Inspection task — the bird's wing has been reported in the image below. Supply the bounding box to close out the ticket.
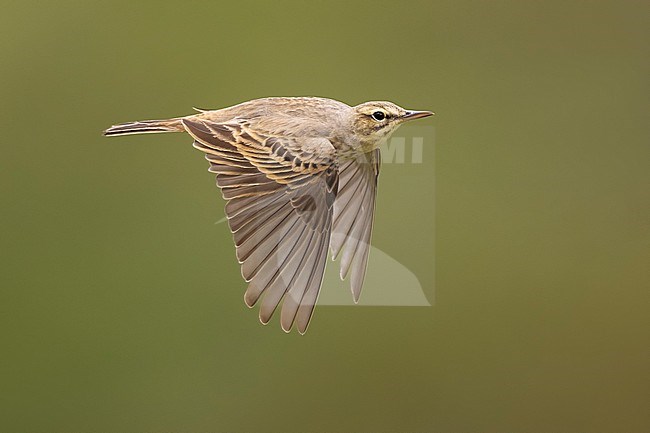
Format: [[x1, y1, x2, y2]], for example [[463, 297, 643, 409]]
[[182, 117, 338, 334], [331, 149, 381, 302]]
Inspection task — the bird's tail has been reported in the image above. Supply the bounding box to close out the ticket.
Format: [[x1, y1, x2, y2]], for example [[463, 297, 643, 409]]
[[103, 117, 185, 136]]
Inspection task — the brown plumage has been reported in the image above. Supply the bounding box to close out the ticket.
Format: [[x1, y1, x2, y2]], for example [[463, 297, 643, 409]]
[[104, 96, 433, 334]]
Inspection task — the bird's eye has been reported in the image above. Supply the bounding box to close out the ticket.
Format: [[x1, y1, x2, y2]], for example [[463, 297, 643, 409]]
[[371, 111, 386, 121]]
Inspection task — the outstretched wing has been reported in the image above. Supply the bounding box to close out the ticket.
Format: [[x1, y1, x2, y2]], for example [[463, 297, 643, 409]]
[[331, 149, 381, 302], [182, 117, 338, 334]]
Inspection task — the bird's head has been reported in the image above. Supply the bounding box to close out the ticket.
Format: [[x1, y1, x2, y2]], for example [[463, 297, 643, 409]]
[[351, 101, 433, 149]]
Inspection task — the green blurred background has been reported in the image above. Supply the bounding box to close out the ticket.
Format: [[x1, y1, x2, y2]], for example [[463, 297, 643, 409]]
[[1, 1, 648, 432]]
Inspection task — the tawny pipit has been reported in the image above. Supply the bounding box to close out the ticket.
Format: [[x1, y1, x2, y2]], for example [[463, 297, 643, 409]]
[[104, 97, 433, 333]]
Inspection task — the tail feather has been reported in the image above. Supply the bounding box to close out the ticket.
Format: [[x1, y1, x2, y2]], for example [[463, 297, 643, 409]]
[[103, 118, 185, 136]]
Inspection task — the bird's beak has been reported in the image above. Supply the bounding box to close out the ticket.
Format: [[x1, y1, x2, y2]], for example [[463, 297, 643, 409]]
[[401, 110, 434, 121]]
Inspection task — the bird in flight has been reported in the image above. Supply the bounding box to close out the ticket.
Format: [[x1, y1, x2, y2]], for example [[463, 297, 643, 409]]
[[104, 97, 433, 333]]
